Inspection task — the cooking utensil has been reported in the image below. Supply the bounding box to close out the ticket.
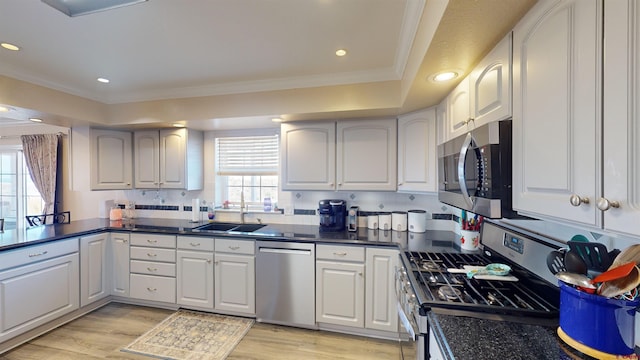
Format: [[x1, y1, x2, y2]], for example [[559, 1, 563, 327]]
[[609, 244, 640, 269], [466, 263, 511, 279], [564, 250, 588, 275], [546, 249, 566, 275], [555, 271, 596, 289], [567, 241, 613, 272], [598, 265, 640, 298], [591, 261, 636, 284]]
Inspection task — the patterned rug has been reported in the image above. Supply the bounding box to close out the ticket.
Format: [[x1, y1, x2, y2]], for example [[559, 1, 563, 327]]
[[122, 309, 254, 360]]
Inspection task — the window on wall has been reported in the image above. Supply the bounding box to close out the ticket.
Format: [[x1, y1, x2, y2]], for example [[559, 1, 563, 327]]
[[0, 150, 45, 229], [215, 133, 279, 209]]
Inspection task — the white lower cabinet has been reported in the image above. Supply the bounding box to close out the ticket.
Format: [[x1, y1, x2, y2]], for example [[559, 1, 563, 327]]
[[0, 239, 79, 343], [80, 233, 109, 307], [365, 247, 398, 332], [129, 233, 176, 303], [110, 233, 130, 297], [177, 249, 214, 309], [214, 238, 255, 315]]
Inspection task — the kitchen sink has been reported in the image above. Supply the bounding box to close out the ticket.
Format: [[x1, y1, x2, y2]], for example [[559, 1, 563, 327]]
[[194, 222, 266, 233]]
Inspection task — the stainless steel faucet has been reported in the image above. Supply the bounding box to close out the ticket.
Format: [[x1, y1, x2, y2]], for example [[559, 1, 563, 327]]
[[240, 192, 245, 224]]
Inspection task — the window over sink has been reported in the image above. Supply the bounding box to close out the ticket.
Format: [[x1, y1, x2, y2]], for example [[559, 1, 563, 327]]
[[0, 150, 45, 229]]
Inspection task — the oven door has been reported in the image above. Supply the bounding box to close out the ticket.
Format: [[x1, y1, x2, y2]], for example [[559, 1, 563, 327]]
[[395, 266, 428, 360]]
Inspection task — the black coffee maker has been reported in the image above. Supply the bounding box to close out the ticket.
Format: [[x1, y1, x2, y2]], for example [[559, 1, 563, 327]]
[[318, 199, 346, 232]]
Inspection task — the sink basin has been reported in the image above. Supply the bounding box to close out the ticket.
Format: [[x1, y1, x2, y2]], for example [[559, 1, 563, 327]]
[[229, 224, 266, 232], [194, 222, 266, 233]]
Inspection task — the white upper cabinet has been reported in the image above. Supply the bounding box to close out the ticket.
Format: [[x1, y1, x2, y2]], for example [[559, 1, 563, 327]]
[[397, 108, 437, 193], [90, 129, 133, 190], [601, 0, 640, 237], [469, 32, 512, 127], [281, 122, 336, 191], [134, 128, 204, 190], [337, 119, 397, 191], [512, 0, 601, 226], [444, 77, 471, 141]]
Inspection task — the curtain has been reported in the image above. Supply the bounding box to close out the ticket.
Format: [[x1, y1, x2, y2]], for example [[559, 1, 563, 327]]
[[21, 133, 62, 215]]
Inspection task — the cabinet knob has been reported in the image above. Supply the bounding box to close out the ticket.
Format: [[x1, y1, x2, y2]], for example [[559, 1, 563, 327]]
[[147, 239, 158, 244], [569, 194, 590, 207], [147, 253, 157, 257], [207, 259, 212, 264], [146, 287, 157, 292], [190, 242, 201, 247], [597, 198, 620, 211]]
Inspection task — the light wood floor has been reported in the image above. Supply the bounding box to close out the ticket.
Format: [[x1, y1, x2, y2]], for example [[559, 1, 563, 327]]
[[0, 303, 399, 360]]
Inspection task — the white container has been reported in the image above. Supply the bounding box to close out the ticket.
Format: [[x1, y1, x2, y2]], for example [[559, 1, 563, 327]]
[[367, 214, 378, 230], [408, 210, 427, 233], [460, 230, 480, 251], [378, 212, 391, 230], [191, 198, 200, 222], [392, 211, 407, 231]]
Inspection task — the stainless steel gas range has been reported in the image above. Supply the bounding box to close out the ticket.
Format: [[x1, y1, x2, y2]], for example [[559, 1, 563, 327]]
[[396, 220, 562, 360]]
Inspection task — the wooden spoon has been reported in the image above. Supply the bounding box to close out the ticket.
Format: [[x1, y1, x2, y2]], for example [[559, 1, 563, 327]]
[[591, 261, 635, 284], [598, 265, 640, 298], [609, 244, 640, 269]]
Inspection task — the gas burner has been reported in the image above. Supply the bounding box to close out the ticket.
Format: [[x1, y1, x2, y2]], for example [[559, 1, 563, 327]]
[[437, 286, 462, 301], [421, 260, 444, 272]]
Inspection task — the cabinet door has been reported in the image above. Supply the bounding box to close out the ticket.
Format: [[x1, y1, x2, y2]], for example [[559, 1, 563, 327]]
[[214, 253, 255, 315], [281, 122, 336, 190], [512, 0, 601, 226], [159, 128, 187, 189], [0, 253, 79, 343], [110, 233, 130, 297], [80, 233, 108, 307], [365, 247, 398, 332], [90, 129, 132, 190], [469, 32, 512, 127], [445, 77, 471, 141], [134, 130, 160, 188], [177, 250, 214, 309], [602, 0, 640, 237], [337, 119, 397, 191], [436, 100, 448, 145], [316, 260, 364, 328], [398, 108, 437, 193]]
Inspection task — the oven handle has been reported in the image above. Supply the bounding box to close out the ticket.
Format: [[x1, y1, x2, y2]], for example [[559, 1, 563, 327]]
[[457, 132, 476, 209]]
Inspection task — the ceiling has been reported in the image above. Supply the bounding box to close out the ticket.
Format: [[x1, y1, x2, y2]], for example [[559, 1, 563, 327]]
[[0, 0, 536, 131]]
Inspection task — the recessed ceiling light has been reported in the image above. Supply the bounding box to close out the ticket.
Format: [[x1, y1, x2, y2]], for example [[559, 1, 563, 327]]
[[271, 118, 283, 123], [0, 106, 11, 112], [172, 123, 185, 128], [1, 43, 20, 51], [432, 71, 459, 82], [335, 49, 347, 57], [29, 118, 43, 123], [97, 77, 110, 83]]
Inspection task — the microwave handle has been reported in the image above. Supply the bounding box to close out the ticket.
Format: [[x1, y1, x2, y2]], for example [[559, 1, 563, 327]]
[[457, 132, 475, 209]]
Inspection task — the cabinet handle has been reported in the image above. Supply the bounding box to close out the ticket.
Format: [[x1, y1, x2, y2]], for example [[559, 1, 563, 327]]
[[147, 267, 158, 272], [398, 182, 403, 186], [190, 242, 201, 247], [28, 250, 48, 258], [214, 261, 219, 265], [146, 239, 158, 243], [229, 246, 240, 251], [333, 252, 347, 256], [358, 272, 363, 277], [569, 194, 590, 207], [146, 287, 157, 292], [147, 253, 157, 257], [597, 198, 620, 211], [207, 259, 212, 264]]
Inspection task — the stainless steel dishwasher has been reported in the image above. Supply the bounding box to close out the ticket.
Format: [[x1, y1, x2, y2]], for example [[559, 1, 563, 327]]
[[256, 241, 316, 328]]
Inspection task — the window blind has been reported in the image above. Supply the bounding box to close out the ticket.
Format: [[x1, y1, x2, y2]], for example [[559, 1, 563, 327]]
[[216, 135, 279, 175]]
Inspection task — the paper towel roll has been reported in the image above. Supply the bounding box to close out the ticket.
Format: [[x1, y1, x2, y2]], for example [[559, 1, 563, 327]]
[[191, 198, 200, 222]]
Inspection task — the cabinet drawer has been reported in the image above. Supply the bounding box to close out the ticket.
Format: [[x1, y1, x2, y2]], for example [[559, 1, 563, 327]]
[[177, 236, 214, 251], [130, 233, 176, 248], [130, 246, 175, 262], [0, 238, 79, 272], [215, 238, 254, 255], [317, 244, 365, 262], [130, 274, 176, 303], [130, 260, 176, 277]]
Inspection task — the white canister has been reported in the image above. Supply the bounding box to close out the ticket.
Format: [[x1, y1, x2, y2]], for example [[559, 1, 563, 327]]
[[408, 210, 427, 233], [392, 211, 408, 231], [378, 212, 391, 230], [367, 214, 379, 230]]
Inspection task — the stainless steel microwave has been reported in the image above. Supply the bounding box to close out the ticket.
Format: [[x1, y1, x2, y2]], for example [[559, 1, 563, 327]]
[[437, 119, 518, 218]]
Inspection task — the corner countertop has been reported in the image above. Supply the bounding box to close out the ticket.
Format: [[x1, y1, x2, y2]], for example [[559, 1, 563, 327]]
[[0, 217, 458, 252]]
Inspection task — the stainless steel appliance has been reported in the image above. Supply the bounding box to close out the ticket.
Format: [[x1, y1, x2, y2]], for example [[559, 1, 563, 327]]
[[437, 120, 517, 218], [318, 199, 346, 231], [256, 241, 316, 328], [396, 220, 561, 359]]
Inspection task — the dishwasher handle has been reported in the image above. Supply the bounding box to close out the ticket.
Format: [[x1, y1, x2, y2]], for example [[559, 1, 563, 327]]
[[258, 247, 312, 255]]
